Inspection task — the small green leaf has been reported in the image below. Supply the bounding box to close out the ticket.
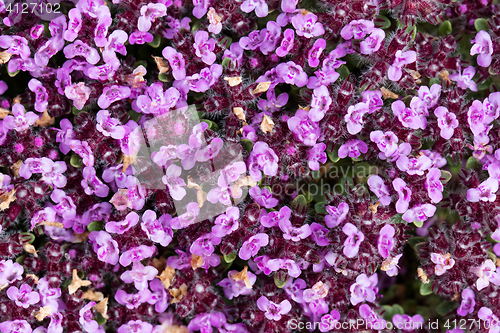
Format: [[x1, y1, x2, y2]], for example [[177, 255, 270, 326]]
[[87, 221, 104, 232], [128, 110, 142, 123], [223, 252, 237, 263], [15, 255, 26, 264], [436, 301, 458, 316], [7, 69, 20, 77], [429, 78, 440, 86], [133, 60, 147, 69], [314, 201, 327, 214], [440, 170, 452, 184], [20, 233, 35, 244], [158, 73, 169, 82], [291, 194, 307, 212], [338, 65, 350, 80], [304, 192, 314, 203], [466, 156, 481, 170], [201, 119, 218, 130], [438, 20, 452, 36], [327, 146, 340, 163], [95, 313, 106, 326], [240, 139, 254, 152], [413, 220, 424, 228], [70, 154, 83, 168], [420, 282, 432, 295], [392, 304, 404, 316], [374, 15, 391, 29], [274, 271, 289, 288], [474, 18, 489, 32], [221, 57, 233, 68], [147, 34, 162, 48]]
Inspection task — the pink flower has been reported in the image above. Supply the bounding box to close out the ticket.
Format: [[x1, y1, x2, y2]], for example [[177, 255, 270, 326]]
[[350, 273, 376, 305], [338, 140, 368, 159], [402, 204, 436, 224], [257, 296, 291, 321], [449, 66, 478, 91], [431, 253, 455, 276], [378, 225, 395, 258], [471, 30, 493, 67], [325, 202, 349, 228], [3, 104, 39, 132], [341, 19, 374, 40], [239, 233, 269, 260], [388, 50, 417, 81], [474, 260, 500, 291], [291, 13, 324, 38], [342, 223, 364, 258], [434, 106, 459, 140], [467, 178, 499, 202], [360, 28, 385, 54], [457, 288, 475, 316]]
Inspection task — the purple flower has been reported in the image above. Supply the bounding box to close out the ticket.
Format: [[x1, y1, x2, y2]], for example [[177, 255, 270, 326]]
[[449, 66, 477, 91], [19, 157, 53, 179], [28, 79, 48, 112], [268, 258, 301, 277], [257, 296, 291, 321], [342, 223, 364, 258], [319, 310, 341, 332], [240, 0, 268, 18], [222, 42, 244, 67], [426, 168, 444, 203], [103, 30, 128, 62], [338, 140, 368, 159], [30, 207, 57, 230], [217, 269, 256, 299], [190, 233, 222, 256], [276, 61, 308, 87], [276, 29, 294, 57], [284, 278, 306, 303], [79, 301, 98, 332], [350, 273, 376, 305], [291, 13, 324, 38], [6, 284, 40, 308], [431, 252, 455, 276], [70, 140, 94, 166], [249, 186, 278, 208], [370, 130, 398, 158], [388, 50, 417, 81], [392, 314, 424, 331], [261, 206, 290, 228], [309, 85, 331, 122], [94, 6, 112, 47], [162, 164, 187, 201], [362, 90, 383, 113], [287, 109, 321, 145], [65, 82, 91, 110], [396, 155, 432, 175], [0, 35, 30, 59], [106, 212, 139, 234], [344, 102, 369, 134], [88, 231, 119, 265], [360, 28, 385, 54], [361, 304, 386, 329], [471, 31, 493, 67], [63, 40, 100, 65], [303, 281, 329, 303], [377, 225, 395, 258], [418, 84, 441, 108], [391, 100, 427, 130], [138, 3, 167, 32], [434, 106, 458, 140], [457, 288, 475, 316], [474, 260, 500, 291], [134, 83, 180, 115], [308, 38, 326, 68], [381, 254, 403, 277], [170, 202, 200, 229], [81, 166, 109, 197], [239, 233, 269, 260], [50, 189, 76, 220], [467, 178, 499, 202], [308, 143, 327, 171], [118, 320, 153, 333], [187, 313, 226, 333], [239, 30, 265, 51], [64, 8, 82, 41], [162, 46, 186, 80], [98, 85, 131, 110], [194, 31, 216, 65], [192, 0, 208, 18], [468, 99, 488, 136], [212, 207, 240, 237], [341, 19, 374, 40], [324, 202, 348, 228], [478, 307, 500, 331], [115, 289, 152, 309], [0, 320, 32, 333], [393, 178, 412, 214], [260, 21, 281, 55], [248, 141, 279, 181], [207, 7, 223, 34], [121, 262, 158, 291], [279, 219, 312, 242], [96, 110, 126, 139], [195, 138, 223, 162], [3, 104, 38, 132], [129, 30, 154, 45], [141, 210, 173, 247], [402, 204, 436, 224], [310, 223, 329, 246], [119, 245, 156, 267]]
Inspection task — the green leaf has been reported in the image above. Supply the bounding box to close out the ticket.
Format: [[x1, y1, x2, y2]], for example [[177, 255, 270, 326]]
[[240, 139, 254, 152], [147, 34, 162, 48], [133, 60, 147, 69], [20, 233, 35, 244], [374, 15, 391, 29], [223, 252, 237, 263], [128, 110, 142, 123], [274, 271, 289, 288], [158, 73, 169, 82], [314, 201, 327, 214], [474, 18, 489, 32], [15, 255, 26, 264], [420, 282, 432, 295], [87, 221, 104, 232], [429, 78, 440, 86], [304, 192, 314, 203], [95, 313, 106, 326], [392, 304, 404, 315], [413, 220, 424, 228], [70, 153, 83, 168], [327, 146, 340, 163], [7, 69, 19, 77], [221, 57, 233, 68], [436, 301, 458, 316], [466, 156, 481, 170], [201, 119, 218, 130], [291, 194, 307, 212], [338, 65, 350, 80], [440, 170, 452, 184], [438, 20, 452, 36]]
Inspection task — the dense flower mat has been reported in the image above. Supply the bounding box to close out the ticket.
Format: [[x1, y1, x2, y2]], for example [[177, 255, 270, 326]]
[[0, 0, 500, 332]]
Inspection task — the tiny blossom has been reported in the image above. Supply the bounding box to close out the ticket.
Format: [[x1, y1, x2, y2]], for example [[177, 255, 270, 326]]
[[118, 320, 153, 333], [431, 253, 455, 276], [457, 288, 475, 316], [287, 109, 321, 145], [418, 84, 441, 108], [121, 262, 158, 291], [19, 157, 53, 179], [249, 186, 278, 208], [308, 38, 326, 68], [88, 231, 119, 265], [360, 28, 385, 54], [141, 210, 173, 247], [129, 30, 154, 45], [63, 40, 100, 65], [79, 301, 98, 332], [257, 296, 292, 321], [138, 3, 167, 32], [339, 140, 368, 159], [261, 206, 290, 228], [50, 189, 76, 220], [309, 85, 331, 121], [284, 278, 306, 303], [194, 30, 216, 65], [393, 178, 412, 214], [170, 202, 200, 229], [65, 82, 91, 110], [342, 223, 364, 258], [0, 321, 32, 333], [392, 314, 425, 332], [478, 307, 500, 332], [239, 233, 269, 260], [267, 258, 301, 277], [303, 281, 329, 303], [190, 233, 221, 256], [3, 104, 38, 132], [344, 102, 369, 134], [162, 46, 186, 80], [425, 168, 444, 203], [449, 66, 478, 91], [467, 178, 499, 202], [195, 138, 223, 162], [217, 269, 257, 300], [370, 130, 399, 158], [340, 19, 374, 40], [381, 254, 403, 277], [7, 284, 40, 308], [0, 35, 30, 58], [378, 225, 395, 258], [310, 223, 329, 246], [397, 155, 432, 175], [212, 206, 240, 237], [319, 310, 341, 332], [350, 273, 377, 305], [434, 106, 459, 140], [119, 245, 157, 267], [187, 313, 226, 333], [248, 141, 279, 181], [474, 260, 500, 291], [148, 279, 169, 313], [28, 78, 48, 112], [362, 90, 383, 113], [279, 219, 312, 242], [98, 85, 131, 109], [276, 29, 294, 57], [240, 0, 268, 17], [81, 166, 109, 197], [391, 100, 426, 130], [325, 202, 349, 228], [162, 164, 187, 201], [308, 143, 327, 171], [402, 204, 436, 224], [388, 50, 417, 81], [192, 0, 208, 18], [115, 289, 152, 309], [276, 61, 308, 87], [471, 30, 493, 67], [367, 175, 391, 206]]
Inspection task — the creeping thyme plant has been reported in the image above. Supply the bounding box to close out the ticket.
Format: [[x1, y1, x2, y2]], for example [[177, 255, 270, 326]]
[[2, 0, 500, 332]]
